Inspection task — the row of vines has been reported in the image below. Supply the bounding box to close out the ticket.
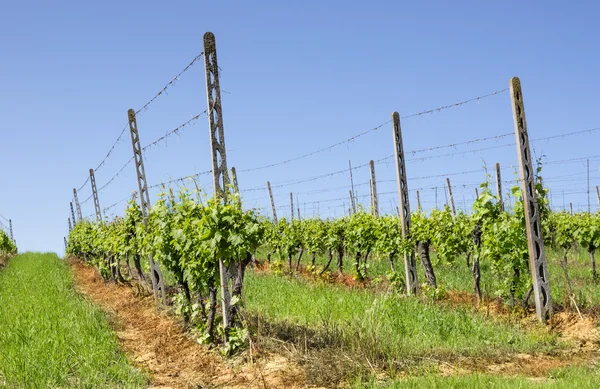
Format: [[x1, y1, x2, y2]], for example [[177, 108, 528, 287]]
[[66, 167, 600, 350]]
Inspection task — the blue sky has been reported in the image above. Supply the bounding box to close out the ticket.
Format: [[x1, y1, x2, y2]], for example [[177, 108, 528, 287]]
[[1, 1, 599, 254]]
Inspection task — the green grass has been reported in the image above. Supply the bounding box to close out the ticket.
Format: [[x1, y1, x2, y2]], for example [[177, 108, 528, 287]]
[[0, 253, 147, 388], [262, 246, 600, 310], [353, 365, 600, 388], [244, 271, 559, 363]]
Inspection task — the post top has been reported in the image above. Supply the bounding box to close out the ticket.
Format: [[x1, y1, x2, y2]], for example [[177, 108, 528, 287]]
[[89, 168, 94, 174], [510, 77, 521, 88], [392, 111, 400, 121]]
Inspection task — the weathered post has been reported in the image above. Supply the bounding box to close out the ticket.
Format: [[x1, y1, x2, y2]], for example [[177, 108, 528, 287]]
[[70, 202, 77, 226], [587, 159, 591, 213], [446, 178, 456, 215], [231, 167, 240, 196], [496, 163, 504, 211], [68, 217, 72, 232], [73, 188, 83, 221], [416, 190, 422, 211], [204, 32, 234, 335], [89, 169, 102, 222], [475, 187, 479, 199], [570, 203, 573, 215], [9, 219, 13, 242], [370, 160, 379, 218], [290, 192, 294, 221], [392, 112, 418, 295], [596, 186, 600, 209], [349, 160, 357, 214], [230, 167, 242, 211], [128, 109, 166, 305], [64, 237, 68, 250], [510, 76, 551, 322], [267, 181, 278, 224], [348, 190, 355, 215]]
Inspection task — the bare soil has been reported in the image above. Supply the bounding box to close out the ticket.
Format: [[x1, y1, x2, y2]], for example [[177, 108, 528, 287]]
[[69, 258, 600, 387], [69, 259, 309, 389]]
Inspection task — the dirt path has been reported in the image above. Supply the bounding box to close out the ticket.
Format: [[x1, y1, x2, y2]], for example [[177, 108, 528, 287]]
[[69, 260, 307, 389]]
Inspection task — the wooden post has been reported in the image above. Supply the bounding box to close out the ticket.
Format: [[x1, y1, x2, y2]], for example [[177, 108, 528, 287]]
[[73, 188, 83, 221], [267, 181, 277, 223], [496, 163, 504, 211], [510, 76, 551, 322], [128, 109, 166, 304], [475, 187, 479, 199], [446, 178, 456, 215], [290, 192, 294, 221], [392, 112, 418, 295], [416, 190, 422, 211], [370, 160, 379, 218]]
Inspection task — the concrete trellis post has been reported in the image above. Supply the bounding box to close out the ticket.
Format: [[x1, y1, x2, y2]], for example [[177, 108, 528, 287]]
[[510, 76, 552, 322], [446, 178, 456, 215], [70, 202, 77, 226], [267, 181, 277, 224], [349, 160, 357, 214], [68, 217, 72, 232], [89, 169, 102, 222], [290, 192, 294, 221], [128, 108, 166, 305], [73, 188, 83, 221], [416, 190, 422, 211], [64, 237, 68, 250], [392, 112, 418, 295], [370, 160, 379, 218], [9, 219, 13, 242], [496, 163, 504, 211], [231, 167, 240, 196], [596, 186, 600, 209], [204, 32, 236, 334]]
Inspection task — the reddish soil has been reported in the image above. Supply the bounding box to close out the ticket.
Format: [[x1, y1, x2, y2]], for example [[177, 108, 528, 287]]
[[69, 258, 600, 386], [69, 259, 309, 389]]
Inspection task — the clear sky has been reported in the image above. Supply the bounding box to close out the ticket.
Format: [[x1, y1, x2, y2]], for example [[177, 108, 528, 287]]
[[1, 1, 599, 254]]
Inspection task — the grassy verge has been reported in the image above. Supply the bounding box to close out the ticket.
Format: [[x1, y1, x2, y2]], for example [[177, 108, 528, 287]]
[[244, 271, 560, 364], [353, 365, 600, 389], [258, 246, 600, 312], [0, 253, 147, 388]]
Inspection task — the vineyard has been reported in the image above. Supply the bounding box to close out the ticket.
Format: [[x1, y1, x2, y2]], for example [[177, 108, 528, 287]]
[[0, 0, 597, 385], [8, 30, 584, 388]]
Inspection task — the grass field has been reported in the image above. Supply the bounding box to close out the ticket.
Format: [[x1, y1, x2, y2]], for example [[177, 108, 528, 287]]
[[259, 245, 600, 311], [244, 260, 600, 387], [0, 253, 147, 388]]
